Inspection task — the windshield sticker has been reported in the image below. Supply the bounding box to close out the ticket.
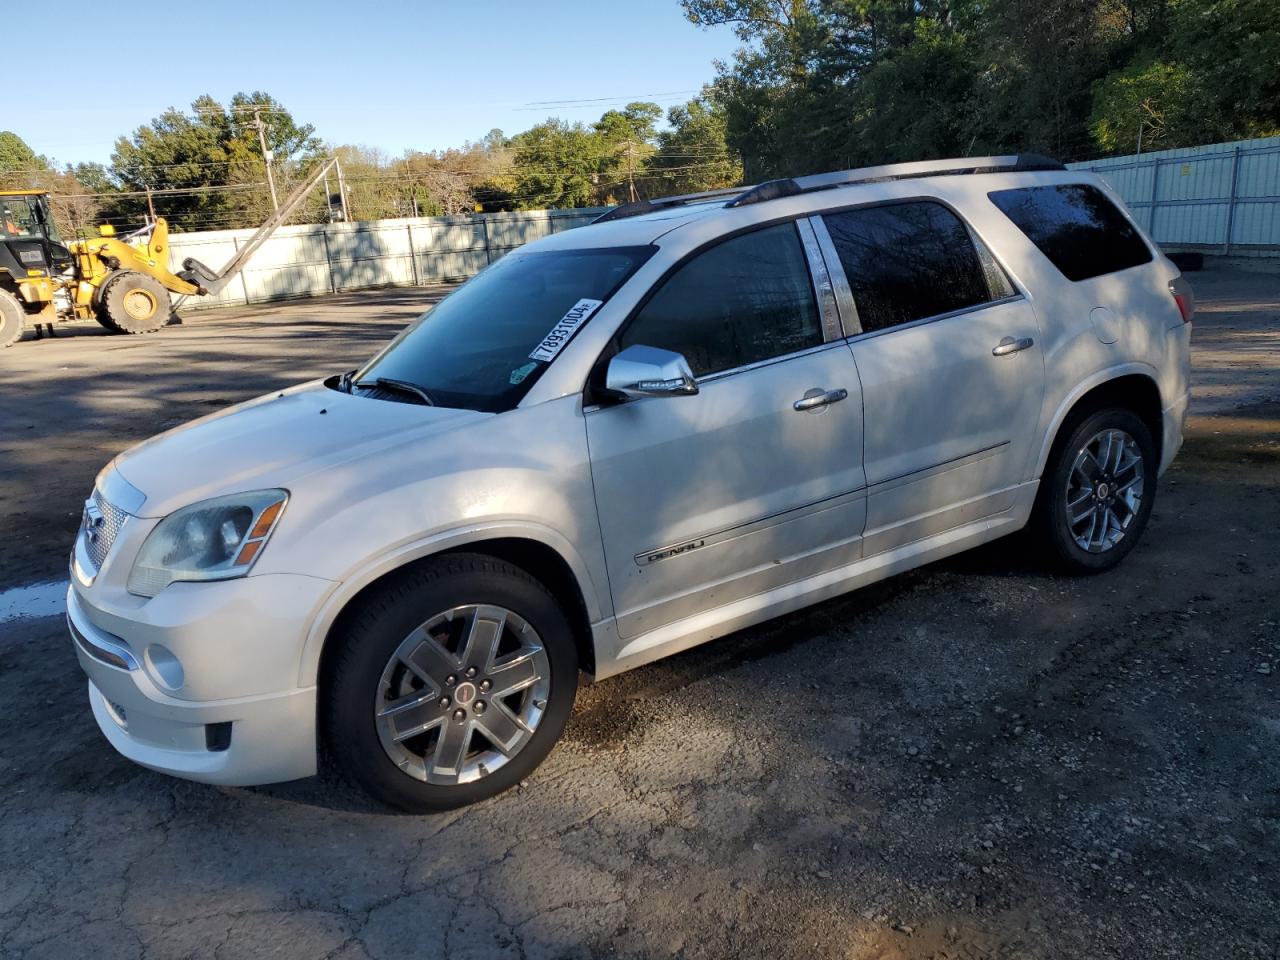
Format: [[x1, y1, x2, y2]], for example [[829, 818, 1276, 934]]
[[508, 361, 538, 385], [528, 298, 604, 363]]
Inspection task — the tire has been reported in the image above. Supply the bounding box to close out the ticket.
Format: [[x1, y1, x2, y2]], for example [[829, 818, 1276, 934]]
[[98, 272, 171, 334], [323, 553, 579, 812], [1032, 407, 1158, 575], [0, 288, 25, 348]]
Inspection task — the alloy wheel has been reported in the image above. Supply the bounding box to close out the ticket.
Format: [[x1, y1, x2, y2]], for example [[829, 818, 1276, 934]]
[[1065, 428, 1145, 554], [374, 604, 550, 785]]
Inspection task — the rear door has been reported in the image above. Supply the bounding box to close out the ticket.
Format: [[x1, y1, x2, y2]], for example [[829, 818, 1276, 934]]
[[815, 200, 1045, 555], [586, 222, 867, 640]]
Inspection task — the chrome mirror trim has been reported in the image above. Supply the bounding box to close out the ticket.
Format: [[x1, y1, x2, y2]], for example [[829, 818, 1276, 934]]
[[605, 345, 699, 399]]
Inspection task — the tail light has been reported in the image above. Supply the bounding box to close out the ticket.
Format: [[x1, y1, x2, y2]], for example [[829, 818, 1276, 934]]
[[1169, 276, 1195, 324]]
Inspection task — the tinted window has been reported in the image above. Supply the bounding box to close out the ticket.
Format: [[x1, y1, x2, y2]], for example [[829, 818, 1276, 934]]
[[821, 201, 997, 333], [619, 223, 821, 377], [358, 246, 651, 412], [989, 183, 1152, 282]]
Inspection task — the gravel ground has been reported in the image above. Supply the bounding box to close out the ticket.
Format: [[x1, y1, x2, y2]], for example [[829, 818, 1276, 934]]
[[0, 267, 1277, 960]]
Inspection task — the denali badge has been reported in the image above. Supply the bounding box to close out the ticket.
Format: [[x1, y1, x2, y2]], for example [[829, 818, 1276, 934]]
[[636, 538, 706, 566]]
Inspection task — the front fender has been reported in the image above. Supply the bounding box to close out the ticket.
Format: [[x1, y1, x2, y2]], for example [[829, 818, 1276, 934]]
[[245, 395, 609, 687], [294, 518, 608, 688]]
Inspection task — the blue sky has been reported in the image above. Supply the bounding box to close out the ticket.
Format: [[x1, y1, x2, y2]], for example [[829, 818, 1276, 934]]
[[22, 0, 742, 167]]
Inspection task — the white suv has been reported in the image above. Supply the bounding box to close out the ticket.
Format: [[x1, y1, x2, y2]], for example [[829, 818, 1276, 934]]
[[68, 155, 1193, 811]]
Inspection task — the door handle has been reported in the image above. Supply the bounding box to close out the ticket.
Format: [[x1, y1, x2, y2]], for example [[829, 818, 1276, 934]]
[[992, 336, 1034, 357], [793, 387, 848, 412]]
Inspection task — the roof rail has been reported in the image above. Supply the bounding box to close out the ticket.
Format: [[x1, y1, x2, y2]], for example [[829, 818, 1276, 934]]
[[591, 185, 750, 224], [726, 153, 1064, 208]]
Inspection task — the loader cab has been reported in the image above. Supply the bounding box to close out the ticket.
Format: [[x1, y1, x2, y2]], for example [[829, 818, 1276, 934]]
[[0, 192, 71, 278]]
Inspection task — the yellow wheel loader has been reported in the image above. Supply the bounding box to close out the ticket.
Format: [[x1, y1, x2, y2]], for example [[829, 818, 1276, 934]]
[[0, 157, 338, 347]]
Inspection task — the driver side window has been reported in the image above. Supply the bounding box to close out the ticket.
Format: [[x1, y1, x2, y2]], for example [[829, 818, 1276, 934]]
[[618, 222, 822, 378]]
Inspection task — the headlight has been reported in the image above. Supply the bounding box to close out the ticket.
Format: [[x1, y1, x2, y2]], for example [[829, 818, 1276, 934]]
[[127, 489, 288, 597]]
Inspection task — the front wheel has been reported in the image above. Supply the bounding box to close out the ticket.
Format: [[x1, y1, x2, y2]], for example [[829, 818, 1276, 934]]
[[98, 272, 171, 334], [323, 554, 578, 812], [1033, 407, 1158, 575], [0, 288, 25, 348]]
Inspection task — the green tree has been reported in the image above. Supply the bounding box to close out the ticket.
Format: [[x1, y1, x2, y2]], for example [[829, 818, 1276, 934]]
[[507, 119, 604, 209], [1167, 0, 1280, 139], [0, 132, 100, 234], [685, 0, 1280, 174], [648, 96, 743, 194], [109, 93, 321, 230], [0, 131, 47, 175], [1089, 60, 1206, 152], [594, 102, 663, 201]]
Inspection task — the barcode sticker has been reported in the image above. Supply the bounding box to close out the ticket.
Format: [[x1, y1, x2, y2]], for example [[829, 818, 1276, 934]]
[[528, 298, 604, 362]]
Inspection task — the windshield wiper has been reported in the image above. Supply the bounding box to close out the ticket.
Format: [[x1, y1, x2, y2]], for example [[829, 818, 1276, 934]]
[[337, 369, 356, 393], [354, 377, 436, 406]]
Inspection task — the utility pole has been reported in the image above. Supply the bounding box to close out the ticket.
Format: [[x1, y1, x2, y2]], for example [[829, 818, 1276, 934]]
[[252, 109, 280, 212], [323, 175, 334, 223], [144, 182, 156, 222], [624, 140, 638, 203], [335, 157, 351, 222]]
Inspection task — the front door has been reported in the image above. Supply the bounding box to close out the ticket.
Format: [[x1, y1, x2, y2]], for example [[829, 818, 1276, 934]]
[[817, 201, 1046, 554], [586, 222, 867, 639]]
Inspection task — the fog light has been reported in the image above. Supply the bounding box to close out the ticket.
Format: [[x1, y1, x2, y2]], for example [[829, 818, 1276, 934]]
[[144, 644, 185, 691]]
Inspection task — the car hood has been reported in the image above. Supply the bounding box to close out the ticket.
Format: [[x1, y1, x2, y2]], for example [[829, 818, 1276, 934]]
[[111, 380, 488, 518]]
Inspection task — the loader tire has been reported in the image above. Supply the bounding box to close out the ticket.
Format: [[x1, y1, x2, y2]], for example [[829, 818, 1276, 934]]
[[99, 272, 171, 334], [0, 288, 25, 348]]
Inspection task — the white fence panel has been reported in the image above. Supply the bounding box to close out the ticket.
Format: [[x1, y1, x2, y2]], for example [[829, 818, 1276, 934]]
[[1069, 136, 1280, 255], [165, 207, 609, 310]]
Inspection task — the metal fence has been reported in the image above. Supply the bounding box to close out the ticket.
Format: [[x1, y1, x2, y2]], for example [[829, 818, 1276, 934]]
[[167, 207, 608, 311], [1068, 136, 1280, 255]]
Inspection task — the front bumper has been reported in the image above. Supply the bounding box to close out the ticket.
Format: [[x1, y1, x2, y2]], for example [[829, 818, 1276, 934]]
[[68, 576, 327, 786]]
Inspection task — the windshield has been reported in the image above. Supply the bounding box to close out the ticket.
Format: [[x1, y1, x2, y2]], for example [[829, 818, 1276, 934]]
[[33, 197, 62, 244], [1, 197, 39, 239], [0, 196, 61, 244], [356, 245, 653, 412]]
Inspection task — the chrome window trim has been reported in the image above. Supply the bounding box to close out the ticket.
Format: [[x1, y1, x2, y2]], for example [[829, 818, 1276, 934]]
[[794, 218, 843, 343], [808, 216, 860, 336], [964, 223, 1018, 300], [843, 294, 1027, 345], [694, 339, 851, 386]]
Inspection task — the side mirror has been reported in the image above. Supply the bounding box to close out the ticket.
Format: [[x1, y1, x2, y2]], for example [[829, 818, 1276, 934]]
[[605, 344, 699, 399], [97, 224, 116, 237]]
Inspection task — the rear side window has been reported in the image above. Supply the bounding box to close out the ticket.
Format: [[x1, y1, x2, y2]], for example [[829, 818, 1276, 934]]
[[820, 201, 1001, 334], [988, 183, 1152, 282], [619, 222, 822, 377]]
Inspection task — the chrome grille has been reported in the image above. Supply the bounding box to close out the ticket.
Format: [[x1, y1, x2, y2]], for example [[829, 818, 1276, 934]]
[[83, 489, 128, 572]]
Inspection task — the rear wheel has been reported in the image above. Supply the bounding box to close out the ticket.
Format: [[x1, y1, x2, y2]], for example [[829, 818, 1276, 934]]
[[99, 272, 171, 334], [0, 288, 25, 348], [1033, 407, 1157, 574], [324, 554, 578, 812]]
